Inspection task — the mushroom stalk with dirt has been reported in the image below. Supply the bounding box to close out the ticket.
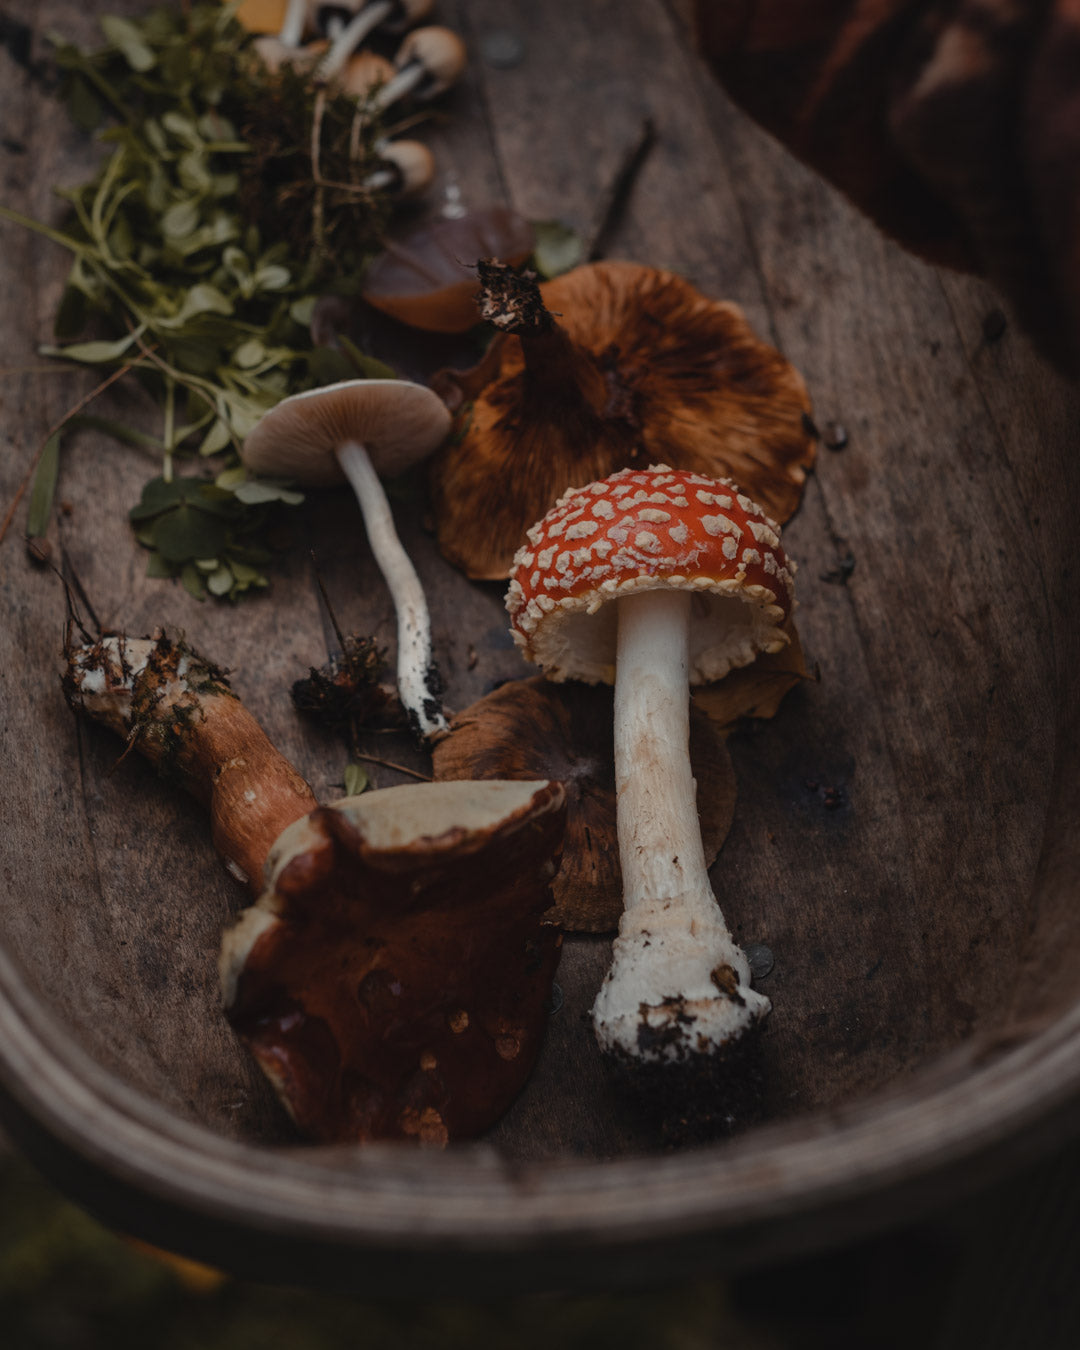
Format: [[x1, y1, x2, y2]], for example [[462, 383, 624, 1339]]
[[508, 465, 795, 1066], [64, 631, 317, 892], [241, 379, 451, 742]]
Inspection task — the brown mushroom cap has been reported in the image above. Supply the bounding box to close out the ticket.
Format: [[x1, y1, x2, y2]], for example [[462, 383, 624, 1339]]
[[241, 379, 450, 485], [432, 677, 735, 932], [389, 25, 467, 99], [220, 779, 566, 1145], [430, 260, 816, 579]]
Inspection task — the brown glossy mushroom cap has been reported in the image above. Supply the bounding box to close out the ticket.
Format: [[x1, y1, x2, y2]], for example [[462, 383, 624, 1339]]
[[432, 677, 735, 932], [241, 379, 451, 485], [360, 207, 535, 333], [391, 25, 467, 99], [220, 779, 566, 1145], [430, 260, 816, 579]]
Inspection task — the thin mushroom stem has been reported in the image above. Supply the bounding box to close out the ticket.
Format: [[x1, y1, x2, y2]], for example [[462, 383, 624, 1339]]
[[591, 586, 769, 1060], [278, 0, 308, 47], [337, 440, 448, 742], [316, 0, 391, 84]]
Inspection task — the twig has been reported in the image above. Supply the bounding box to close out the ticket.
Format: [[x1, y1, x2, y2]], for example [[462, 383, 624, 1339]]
[[585, 116, 656, 261], [350, 752, 432, 782], [0, 358, 143, 548]]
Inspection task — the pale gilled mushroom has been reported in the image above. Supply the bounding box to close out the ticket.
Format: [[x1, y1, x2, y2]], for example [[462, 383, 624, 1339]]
[[315, 0, 435, 87], [507, 465, 795, 1067], [372, 26, 467, 112], [241, 380, 451, 741], [220, 778, 566, 1144]]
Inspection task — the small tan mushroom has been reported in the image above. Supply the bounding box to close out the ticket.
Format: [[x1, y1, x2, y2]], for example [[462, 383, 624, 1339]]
[[315, 0, 434, 86], [363, 137, 436, 197], [373, 26, 467, 111]]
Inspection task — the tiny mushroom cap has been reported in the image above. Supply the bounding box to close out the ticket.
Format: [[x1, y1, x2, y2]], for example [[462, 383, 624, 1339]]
[[242, 380, 451, 741], [363, 138, 436, 196], [508, 465, 791, 1068], [373, 25, 468, 110], [220, 779, 567, 1145], [339, 50, 396, 100]]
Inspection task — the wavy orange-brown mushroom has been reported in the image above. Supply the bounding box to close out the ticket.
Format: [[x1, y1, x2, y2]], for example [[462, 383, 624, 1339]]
[[429, 260, 816, 580]]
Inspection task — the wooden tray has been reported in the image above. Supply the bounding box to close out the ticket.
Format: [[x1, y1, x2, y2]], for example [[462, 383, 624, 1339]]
[[2, 0, 1080, 1296]]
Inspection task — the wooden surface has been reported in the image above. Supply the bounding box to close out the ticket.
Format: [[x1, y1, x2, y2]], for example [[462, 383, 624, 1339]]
[[2, 0, 1080, 1296]]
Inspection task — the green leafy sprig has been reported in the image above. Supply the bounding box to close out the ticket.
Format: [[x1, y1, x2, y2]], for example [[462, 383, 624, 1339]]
[[5, 2, 395, 599]]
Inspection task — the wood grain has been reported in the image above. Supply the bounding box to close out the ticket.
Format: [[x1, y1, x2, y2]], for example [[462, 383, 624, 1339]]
[[0, 0, 1079, 1294]]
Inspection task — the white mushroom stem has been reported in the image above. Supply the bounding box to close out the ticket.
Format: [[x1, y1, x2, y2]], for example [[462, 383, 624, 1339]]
[[316, 0, 392, 84], [591, 587, 770, 1063], [337, 440, 447, 741], [278, 0, 309, 47]]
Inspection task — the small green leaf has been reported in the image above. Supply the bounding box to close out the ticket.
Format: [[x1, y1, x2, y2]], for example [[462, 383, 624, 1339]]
[[145, 551, 175, 578], [27, 433, 61, 537], [289, 295, 316, 327], [100, 16, 156, 72], [161, 198, 201, 240], [232, 480, 304, 506], [339, 335, 396, 381], [343, 763, 369, 797], [199, 418, 233, 456], [531, 219, 585, 279], [39, 329, 144, 364], [253, 263, 291, 292], [180, 562, 207, 600], [206, 564, 234, 596], [234, 338, 266, 368], [151, 504, 229, 561]]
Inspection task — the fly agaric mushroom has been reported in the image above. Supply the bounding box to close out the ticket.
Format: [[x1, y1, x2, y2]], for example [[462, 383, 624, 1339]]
[[241, 380, 451, 742], [507, 465, 794, 1065], [430, 260, 815, 579], [372, 26, 467, 112], [361, 206, 535, 333], [220, 778, 566, 1144], [65, 632, 567, 1145], [64, 632, 317, 890]]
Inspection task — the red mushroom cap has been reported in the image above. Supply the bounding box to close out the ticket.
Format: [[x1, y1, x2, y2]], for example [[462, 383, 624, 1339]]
[[506, 465, 795, 684]]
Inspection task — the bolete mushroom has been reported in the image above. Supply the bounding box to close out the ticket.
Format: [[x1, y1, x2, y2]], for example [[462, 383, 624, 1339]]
[[241, 380, 451, 742], [220, 778, 566, 1144], [507, 465, 794, 1066], [65, 631, 568, 1145], [430, 260, 816, 579]]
